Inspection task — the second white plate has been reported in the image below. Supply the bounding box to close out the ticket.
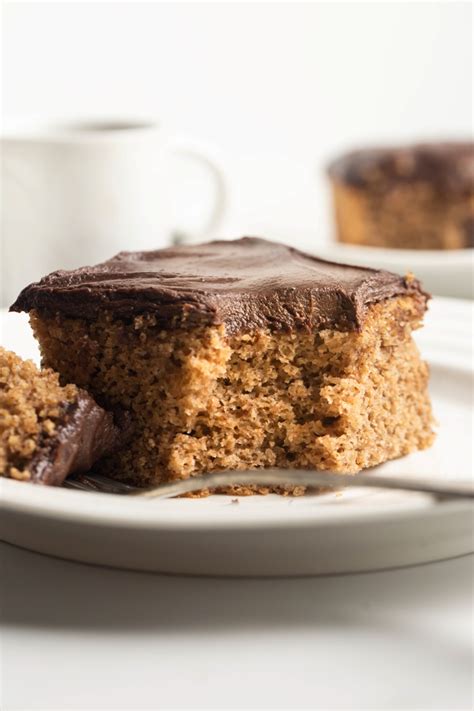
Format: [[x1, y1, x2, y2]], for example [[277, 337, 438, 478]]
[[314, 242, 474, 300]]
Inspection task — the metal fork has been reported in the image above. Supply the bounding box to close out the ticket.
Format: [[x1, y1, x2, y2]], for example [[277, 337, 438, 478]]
[[63, 468, 474, 500]]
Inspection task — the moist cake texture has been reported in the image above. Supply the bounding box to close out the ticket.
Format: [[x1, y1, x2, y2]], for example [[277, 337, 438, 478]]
[[11, 237, 435, 493], [0, 347, 119, 485], [328, 142, 474, 250]]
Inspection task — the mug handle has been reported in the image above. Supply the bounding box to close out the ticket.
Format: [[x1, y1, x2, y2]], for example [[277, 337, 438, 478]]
[[168, 137, 228, 244]]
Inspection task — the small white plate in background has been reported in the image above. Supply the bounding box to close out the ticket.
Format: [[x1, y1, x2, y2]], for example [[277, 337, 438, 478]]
[[313, 243, 474, 300]]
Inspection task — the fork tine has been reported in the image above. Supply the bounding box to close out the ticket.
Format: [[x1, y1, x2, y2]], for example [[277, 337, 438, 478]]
[[85, 473, 138, 492], [65, 472, 138, 494], [63, 478, 94, 491]]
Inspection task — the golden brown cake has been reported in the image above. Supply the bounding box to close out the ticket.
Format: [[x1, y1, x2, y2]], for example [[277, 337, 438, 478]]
[[10, 237, 435, 494], [328, 142, 474, 250], [0, 346, 118, 485]]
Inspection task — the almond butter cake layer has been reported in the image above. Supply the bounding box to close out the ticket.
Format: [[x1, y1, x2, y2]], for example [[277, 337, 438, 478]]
[[11, 237, 435, 494]]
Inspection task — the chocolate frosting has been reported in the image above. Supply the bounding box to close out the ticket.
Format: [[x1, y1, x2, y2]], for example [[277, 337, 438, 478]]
[[328, 141, 474, 195], [11, 237, 427, 334], [30, 391, 119, 486]]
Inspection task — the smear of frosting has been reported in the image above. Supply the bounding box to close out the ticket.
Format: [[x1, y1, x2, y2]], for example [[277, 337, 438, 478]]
[[29, 391, 120, 486]]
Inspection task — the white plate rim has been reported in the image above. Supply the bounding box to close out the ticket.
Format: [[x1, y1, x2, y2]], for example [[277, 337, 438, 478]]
[[1, 477, 472, 531]]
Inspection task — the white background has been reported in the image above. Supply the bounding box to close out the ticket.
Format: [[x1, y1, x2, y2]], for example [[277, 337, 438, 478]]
[[1, 5, 473, 710], [3, 1, 472, 243]]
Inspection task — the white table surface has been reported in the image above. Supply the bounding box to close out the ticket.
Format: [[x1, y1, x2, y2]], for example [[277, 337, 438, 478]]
[[0, 543, 472, 710]]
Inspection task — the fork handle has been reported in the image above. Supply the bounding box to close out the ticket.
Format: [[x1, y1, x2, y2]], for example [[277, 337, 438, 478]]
[[135, 469, 474, 500]]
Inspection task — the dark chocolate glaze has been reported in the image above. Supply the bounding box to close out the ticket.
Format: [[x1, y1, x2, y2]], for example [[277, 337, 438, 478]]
[[328, 141, 474, 195], [29, 391, 119, 486], [11, 237, 427, 334]]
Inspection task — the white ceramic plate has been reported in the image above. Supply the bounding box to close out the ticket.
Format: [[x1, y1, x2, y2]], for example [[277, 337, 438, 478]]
[[312, 243, 474, 300], [0, 298, 473, 576]]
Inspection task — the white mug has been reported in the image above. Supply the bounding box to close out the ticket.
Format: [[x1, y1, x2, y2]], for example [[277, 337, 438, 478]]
[[1, 117, 228, 306]]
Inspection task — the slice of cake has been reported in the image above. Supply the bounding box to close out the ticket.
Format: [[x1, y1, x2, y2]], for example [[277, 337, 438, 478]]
[[328, 142, 474, 250], [10, 237, 435, 493], [0, 347, 119, 485]]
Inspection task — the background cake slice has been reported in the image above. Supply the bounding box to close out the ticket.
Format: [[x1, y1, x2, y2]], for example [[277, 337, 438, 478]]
[[328, 142, 474, 250], [0, 347, 119, 485], [10, 237, 435, 493]]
